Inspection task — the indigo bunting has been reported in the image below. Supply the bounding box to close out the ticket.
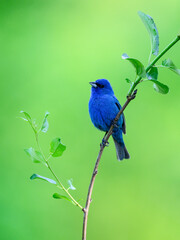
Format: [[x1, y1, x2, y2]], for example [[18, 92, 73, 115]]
[[89, 79, 130, 160]]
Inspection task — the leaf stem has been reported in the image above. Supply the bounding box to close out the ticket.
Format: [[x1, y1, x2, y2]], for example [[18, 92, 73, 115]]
[[35, 134, 46, 161], [46, 161, 83, 209], [128, 35, 180, 96], [35, 133, 83, 210]]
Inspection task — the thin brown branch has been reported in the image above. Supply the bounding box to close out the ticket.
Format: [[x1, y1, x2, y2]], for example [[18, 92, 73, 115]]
[[81, 35, 180, 240], [82, 91, 137, 240]]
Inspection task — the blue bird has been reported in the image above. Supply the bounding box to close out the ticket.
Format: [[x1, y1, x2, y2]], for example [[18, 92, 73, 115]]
[[89, 79, 130, 160]]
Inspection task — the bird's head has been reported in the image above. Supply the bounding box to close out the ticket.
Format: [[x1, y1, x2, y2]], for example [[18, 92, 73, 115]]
[[89, 79, 114, 96]]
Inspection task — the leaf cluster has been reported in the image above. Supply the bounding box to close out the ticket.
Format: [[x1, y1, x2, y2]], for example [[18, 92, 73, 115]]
[[122, 11, 180, 94], [21, 111, 80, 207]]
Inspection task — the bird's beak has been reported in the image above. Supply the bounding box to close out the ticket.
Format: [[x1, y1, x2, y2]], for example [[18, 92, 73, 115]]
[[89, 82, 97, 88]]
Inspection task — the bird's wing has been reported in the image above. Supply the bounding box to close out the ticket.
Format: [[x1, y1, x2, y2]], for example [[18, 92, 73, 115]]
[[113, 96, 126, 134]]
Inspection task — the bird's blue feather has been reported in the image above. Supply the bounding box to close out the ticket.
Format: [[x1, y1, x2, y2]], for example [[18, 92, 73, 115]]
[[89, 79, 130, 160]]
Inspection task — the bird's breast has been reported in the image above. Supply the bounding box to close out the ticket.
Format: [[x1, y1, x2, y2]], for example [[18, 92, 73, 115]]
[[89, 95, 118, 132]]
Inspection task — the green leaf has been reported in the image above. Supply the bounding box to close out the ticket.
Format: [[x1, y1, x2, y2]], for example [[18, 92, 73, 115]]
[[150, 80, 169, 94], [24, 147, 44, 163], [50, 138, 66, 157], [20, 111, 32, 122], [67, 179, 76, 190], [30, 174, 56, 184], [41, 111, 50, 133], [162, 59, 180, 75], [138, 11, 159, 56], [122, 53, 146, 78], [125, 78, 132, 84], [147, 67, 158, 80], [20, 111, 37, 133], [53, 193, 74, 204]]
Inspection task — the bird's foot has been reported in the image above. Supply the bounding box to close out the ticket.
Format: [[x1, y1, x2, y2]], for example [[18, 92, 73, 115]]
[[127, 89, 138, 100], [112, 120, 119, 128], [100, 138, 109, 147]]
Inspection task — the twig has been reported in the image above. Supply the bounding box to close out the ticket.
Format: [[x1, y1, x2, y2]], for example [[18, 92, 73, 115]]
[[46, 161, 83, 209], [128, 35, 180, 96], [35, 133, 83, 210]]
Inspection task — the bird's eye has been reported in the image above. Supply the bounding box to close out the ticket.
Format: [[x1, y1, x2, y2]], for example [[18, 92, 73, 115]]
[[96, 83, 104, 88]]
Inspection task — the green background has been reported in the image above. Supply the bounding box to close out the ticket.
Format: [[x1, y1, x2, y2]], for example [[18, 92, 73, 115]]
[[1, 0, 180, 239]]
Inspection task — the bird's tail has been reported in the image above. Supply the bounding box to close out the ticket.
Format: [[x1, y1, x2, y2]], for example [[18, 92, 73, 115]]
[[113, 138, 130, 161]]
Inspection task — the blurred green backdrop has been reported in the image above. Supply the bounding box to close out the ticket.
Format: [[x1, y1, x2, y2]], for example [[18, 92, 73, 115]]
[[1, 0, 180, 239]]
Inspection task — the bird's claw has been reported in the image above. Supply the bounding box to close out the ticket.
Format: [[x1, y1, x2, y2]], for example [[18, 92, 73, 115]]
[[100, 138, 109, 147], [112, 120, 119, 128], [127, 89, 138, 100]]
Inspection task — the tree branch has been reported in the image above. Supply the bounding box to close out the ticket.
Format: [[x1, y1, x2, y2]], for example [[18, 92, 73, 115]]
[[82, 92, 136, 240], [128, 35, 180, 96], [82, 35, 180, 240]]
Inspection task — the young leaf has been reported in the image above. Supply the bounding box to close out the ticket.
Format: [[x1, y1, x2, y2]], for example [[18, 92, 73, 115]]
[[41, 111, 50, 133], [138, 11, 159, 56], [24, 148, 44, 163], [30, 174, 56, 184], [125, 78, 132, 84], [122, 53, 146, 78], [150, 80, 169, 94], [162, 59, 180, 75], [147, 67, 158, 80], [50, 138, 66, 157], [20, 111, 32, 122], [67, 179, 76, 190], [20, 111, 37, 133], [53, 193, 74, 204]]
